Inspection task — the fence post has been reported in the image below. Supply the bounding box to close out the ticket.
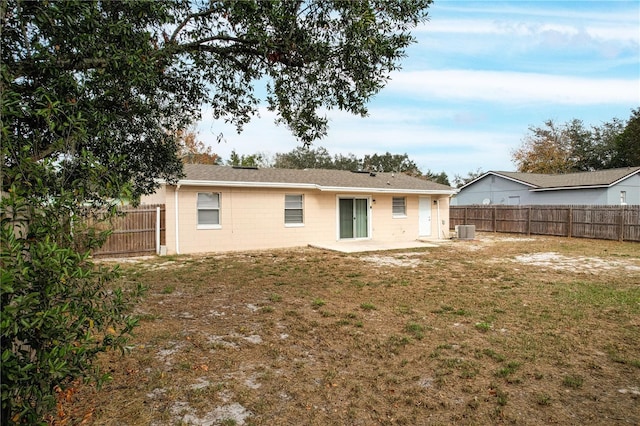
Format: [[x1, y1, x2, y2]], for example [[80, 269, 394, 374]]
[[567, 207, 573, 238], [493, 206, 497, 232], [619, 205, 625, 242], [156, 206, 161, 254]]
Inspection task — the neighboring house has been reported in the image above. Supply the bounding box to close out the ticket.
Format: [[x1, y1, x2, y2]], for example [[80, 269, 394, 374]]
[[141, 164, 456, 254], [452, 167, 640, 206]]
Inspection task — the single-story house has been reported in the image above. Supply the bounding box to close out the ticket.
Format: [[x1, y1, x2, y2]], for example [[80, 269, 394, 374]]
[[141, 164, 456, 254], [452, 166, 640, 206]]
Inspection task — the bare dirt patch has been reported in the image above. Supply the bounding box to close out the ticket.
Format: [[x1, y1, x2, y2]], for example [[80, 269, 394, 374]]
[[509, 252, 640, 273], [69, 234, 640, 425], [360, 252, 423, 268]]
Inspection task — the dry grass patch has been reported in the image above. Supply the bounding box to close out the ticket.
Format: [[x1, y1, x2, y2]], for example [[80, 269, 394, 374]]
[[67, 233, 640, 425]]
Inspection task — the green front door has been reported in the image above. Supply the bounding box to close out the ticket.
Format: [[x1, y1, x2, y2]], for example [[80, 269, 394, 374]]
[[339, 198, 368, 239]]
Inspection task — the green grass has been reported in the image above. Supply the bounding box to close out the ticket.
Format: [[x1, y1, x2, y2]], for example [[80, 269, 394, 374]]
[[535, 393, 552, 406], [360, 302, 376, 311], [496, 361, 521, 378], [475, 322, 492, 332], [405, 322, 425, 340], [268, 293, 282, 302], [161, 285, 175, 294], [562, 375, 584, 389], [559, 282, 640, 312], [70, 236, 640, 426]]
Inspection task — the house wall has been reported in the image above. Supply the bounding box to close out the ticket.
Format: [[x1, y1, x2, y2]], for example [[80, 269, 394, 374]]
[[526, 188, 608, 205], [608, 174, 640, 205], [150, 185, 450, 254], [370, 195, 414, 241], [454, 174, 639, 206], [452, 176, 533, 205]]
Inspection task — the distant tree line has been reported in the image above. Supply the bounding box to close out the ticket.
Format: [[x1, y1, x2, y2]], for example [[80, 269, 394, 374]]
[[176, 138, 451, 185], [179, 108, 639, 188], [512, 108, 639, 174], [453, 108, 639, 188]]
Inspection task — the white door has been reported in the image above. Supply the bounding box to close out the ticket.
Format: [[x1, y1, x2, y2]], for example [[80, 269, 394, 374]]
[[419, 197, 432, 236]]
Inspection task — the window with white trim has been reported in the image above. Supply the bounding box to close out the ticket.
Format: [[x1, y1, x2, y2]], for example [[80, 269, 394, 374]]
[[197, 192, 220, 228], [392, 197, 406, 217], [284, 194, 304, 225]]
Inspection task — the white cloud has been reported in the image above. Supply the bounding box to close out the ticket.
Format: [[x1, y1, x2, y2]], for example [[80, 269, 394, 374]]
[[429, 2, 638, 27], [193, 1, 639, 181], [388, 70, 639, 105], [423, 19, 639, 43]]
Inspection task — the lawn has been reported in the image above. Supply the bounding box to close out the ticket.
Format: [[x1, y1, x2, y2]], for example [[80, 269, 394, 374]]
[[66, 233, 640, 425]]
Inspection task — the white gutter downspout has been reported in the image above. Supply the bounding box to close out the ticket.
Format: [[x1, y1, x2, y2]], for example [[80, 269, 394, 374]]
[[174, 184, 181, 255], [436, 198, 443, 239]]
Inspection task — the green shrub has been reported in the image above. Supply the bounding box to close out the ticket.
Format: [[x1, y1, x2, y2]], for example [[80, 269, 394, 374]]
[[1, 184, 144, 424]]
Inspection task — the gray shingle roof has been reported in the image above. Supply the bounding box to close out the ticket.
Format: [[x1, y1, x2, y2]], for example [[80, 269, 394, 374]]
[[180, 164, 455, 194], [491, 167, 640, 190]]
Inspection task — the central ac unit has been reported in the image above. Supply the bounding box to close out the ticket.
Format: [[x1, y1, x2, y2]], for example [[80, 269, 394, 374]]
[[456, 225, 476, 240]]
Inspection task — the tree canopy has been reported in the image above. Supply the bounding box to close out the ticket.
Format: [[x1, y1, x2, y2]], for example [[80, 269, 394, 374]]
[[273, 145, 335, 169], [226, 149, 269, 168], [2, 0, 433, 200], [177, 127, 222, 165], [511, 110, 639, 174], [270, 145, 449, 184], [612, 108, 640, 167], [362, 152, 421, 175], [452, 168, 484, 188], [1, 1, 434, 422]]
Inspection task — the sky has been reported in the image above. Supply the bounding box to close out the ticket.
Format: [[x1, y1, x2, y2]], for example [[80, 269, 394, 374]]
[[196, 0, 640, 180]]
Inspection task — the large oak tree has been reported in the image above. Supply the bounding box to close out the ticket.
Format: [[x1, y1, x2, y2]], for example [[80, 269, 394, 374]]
[[2, 0, 432, 199], [1, 1, 433, 422]]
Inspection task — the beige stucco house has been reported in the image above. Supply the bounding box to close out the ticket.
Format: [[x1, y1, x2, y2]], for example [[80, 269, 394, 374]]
[[141, 164, 456, 254]]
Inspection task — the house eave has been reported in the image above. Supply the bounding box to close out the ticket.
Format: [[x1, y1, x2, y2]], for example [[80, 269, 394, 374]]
[[530, 184, 608, 192], [169, 179, 456, 195], [176, 179, 317, 190], [317, 186, 456, 195], [458, 171, 539, 191]]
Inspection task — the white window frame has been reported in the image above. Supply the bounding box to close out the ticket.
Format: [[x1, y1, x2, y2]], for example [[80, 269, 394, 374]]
[[284, 194, 304, 227], [197, 192, 221, 229], [392, 196, 407, 218]]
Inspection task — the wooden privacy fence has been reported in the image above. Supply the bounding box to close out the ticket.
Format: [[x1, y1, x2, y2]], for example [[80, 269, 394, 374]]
[[450, 205, 640, 242], [92, 204, 165, 258]]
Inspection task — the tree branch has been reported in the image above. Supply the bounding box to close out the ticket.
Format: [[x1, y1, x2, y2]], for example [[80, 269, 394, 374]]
[[169, 8, 218, 43]]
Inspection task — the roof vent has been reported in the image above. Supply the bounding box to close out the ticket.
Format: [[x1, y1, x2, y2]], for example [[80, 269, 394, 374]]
[[232, 166, 258, 170]]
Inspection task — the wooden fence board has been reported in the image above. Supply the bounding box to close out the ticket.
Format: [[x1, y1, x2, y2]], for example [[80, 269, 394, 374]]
[[92, 204, 165, 257], [451, 205, 640, 242]]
